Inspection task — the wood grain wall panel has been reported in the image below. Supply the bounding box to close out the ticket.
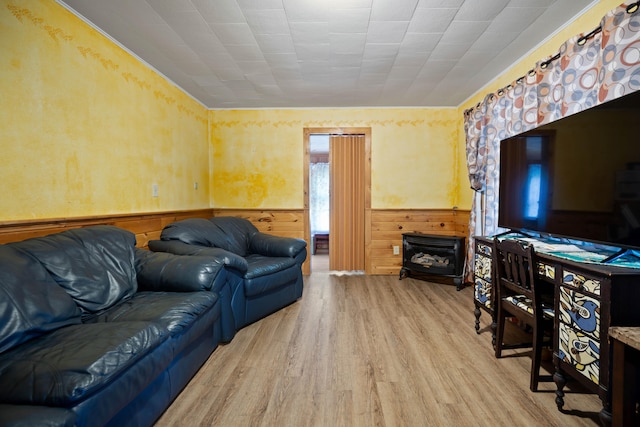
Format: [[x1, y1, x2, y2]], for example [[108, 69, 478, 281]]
[[0, 209, 214, 248], [369, 209, 470, 275], [212, 209, 306, 239], [0, 208, 468, 277]]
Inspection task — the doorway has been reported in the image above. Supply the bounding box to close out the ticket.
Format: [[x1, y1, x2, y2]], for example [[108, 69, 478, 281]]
[[303, 127, 371, 274]]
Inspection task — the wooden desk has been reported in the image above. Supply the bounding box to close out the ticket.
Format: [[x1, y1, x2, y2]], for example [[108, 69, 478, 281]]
[[609, 327, 640, 427], [473, 235, 640, 426]]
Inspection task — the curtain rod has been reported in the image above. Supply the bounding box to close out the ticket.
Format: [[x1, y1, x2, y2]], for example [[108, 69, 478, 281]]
[[464, 1, 640, 116]]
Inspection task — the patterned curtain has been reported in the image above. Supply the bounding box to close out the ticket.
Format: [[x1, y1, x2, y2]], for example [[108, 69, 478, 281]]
[[463, 2, 640, 282]]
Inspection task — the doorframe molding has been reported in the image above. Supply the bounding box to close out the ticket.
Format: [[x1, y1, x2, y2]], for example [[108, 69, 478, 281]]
[[303, 127, 371, 273]]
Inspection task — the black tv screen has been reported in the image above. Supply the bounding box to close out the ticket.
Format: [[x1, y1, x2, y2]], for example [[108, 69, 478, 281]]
[[498, 89, 640, 250]]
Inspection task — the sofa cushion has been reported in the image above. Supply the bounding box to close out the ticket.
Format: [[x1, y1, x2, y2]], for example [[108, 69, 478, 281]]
[[161, 217, 258, 257], [0, 322, 167, 406], [93, 291, 219, 336], [0, 245, 82, 354], [9, 226, 138, 316]]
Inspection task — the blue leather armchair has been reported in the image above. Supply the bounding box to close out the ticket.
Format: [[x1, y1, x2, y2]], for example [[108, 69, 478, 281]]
[[149, 216, 307, 339]]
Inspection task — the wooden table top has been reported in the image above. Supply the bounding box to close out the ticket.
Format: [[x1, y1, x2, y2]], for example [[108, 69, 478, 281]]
[[609, 326, 640, 351]]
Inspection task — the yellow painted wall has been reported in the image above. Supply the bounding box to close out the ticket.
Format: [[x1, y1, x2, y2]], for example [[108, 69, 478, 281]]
[[0, 0, 209, 221], [210, 108, 462, 210], [2, 0, 624, 223]]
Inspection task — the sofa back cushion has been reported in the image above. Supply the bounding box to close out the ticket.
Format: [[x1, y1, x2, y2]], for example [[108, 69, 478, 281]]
[[161, 217, 258, 257], [9, 226, 138, 316], [0, 245, 82, 354]]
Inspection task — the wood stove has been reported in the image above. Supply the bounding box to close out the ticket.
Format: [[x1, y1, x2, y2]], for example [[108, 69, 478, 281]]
[[399, 233, 465, 290]]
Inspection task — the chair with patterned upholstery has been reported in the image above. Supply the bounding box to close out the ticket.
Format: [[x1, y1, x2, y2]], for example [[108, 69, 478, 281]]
[[492, 237, 555, 392]]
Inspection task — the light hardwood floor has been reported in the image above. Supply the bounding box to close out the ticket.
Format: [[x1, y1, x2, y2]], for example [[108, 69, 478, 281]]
[[156, 255, 601, 427]]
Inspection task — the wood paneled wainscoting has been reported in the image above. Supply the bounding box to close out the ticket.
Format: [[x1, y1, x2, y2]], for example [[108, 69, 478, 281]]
[[369, 209, 470, 275], [0, 209, 215, 248], [0, 208, 469, 277], [214, 208, 469, 276]]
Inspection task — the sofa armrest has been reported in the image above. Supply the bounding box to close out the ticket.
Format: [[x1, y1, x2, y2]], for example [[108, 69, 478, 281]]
[[250, 232, 307, 258], [148, 240, 248, 273], [134, 249, 226, 292]]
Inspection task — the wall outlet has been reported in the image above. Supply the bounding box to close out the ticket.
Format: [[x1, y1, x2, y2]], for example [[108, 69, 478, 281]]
[[194, 182, 198, 190], [393, 245, 400, 255], [152, 183, 159, 197]]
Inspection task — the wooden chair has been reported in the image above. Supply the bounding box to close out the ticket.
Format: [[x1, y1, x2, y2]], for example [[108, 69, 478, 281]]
[[492, 238, 554, 392]]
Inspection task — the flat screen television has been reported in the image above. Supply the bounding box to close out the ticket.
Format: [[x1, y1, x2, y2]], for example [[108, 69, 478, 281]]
[[498, 89, 640, 254]]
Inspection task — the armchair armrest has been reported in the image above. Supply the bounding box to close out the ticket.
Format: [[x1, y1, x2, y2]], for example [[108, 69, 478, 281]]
[[250, 232, 307, 258], [148, 239, 248, 273], [134, 249, 226, 293]]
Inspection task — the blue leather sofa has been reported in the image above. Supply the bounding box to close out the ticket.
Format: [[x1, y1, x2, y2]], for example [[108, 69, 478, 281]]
[[149, 216, 307, 340], [0, 226, 226, 427]]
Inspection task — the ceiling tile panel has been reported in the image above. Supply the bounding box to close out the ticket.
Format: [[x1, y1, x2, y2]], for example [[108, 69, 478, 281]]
[[454, 0, 510, 21], [330, 8, 372, 33], [417, 0, 465, 7], [244, 9, 290, 35], [439, 21, 490, 44], [407, 8, 457, 33], [59, 0, 596, 107], [192, 0, 245, 23], [254, 34, 296, 54], [212, 23, 257, 45], [370, 0, 419, 21], [366, 21, 410, 44]]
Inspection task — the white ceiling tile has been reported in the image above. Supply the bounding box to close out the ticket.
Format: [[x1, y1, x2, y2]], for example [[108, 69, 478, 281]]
[[394, 51, 428, 67], [264, 52, 299, 66], [455, 0, 510, 21], [330, 8, 372, 33], [330, 53, 363, 67], [214, 66, 246, 81], [254, 34, 296, 54], [235, 60, 272, 75], [145, 0, 196, 15], [401, 33, 442, 52], [244, 9, 290, 35], [192, 0, 245, 23], [417, 0, 464, 7], [429, 43, 470, 61], [212, 23, 256, 45], [366, 21, 410, 44], [371, 0, 419, 21], [361, 58, 395, 74], [330, 33, 367, 54], [237, 0, 284, 9], [226, 44, 264, 62], [439, 21, 490, 44], [472, 31, 519, 52], [363, 43, 400, 61], [407, 8, 457, 33], [486, 7, 546, 33], [59, 0, 594, 108], [282, 0, 330, 22], [295, 44, 331, 60], [192, 75, 223, 86], [289, 22, 330, 44]]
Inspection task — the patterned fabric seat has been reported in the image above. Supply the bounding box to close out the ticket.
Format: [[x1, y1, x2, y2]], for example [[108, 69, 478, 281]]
[[505, 295, 555, 319]]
